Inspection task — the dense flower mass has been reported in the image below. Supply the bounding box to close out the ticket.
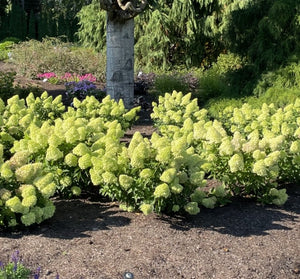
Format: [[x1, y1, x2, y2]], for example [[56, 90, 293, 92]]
[[0, 90, 299, 228]]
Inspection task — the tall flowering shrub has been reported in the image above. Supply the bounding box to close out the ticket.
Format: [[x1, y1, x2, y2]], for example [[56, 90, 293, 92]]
[[90, 130, 226, 215], [0, 89, 299, 229], [10, 95, 140, 198], [151, 91, 299, 206], [0, 154, 56, 227], [0, 93, 140, 228]]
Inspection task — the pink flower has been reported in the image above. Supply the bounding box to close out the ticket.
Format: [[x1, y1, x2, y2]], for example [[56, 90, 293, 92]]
[[37, 72, 57, 79], [79, 73, 96, 82], [61, 72, 80, 82]]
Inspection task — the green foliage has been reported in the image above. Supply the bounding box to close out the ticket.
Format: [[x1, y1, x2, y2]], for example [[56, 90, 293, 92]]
[[39, 0, 89, 41], [10, 38, 106, 81], [192, 52, 248, 104], [254, 62, 300, 97], [150, 73, 190, 97], [8, 4, 26, 41], [221, 0, 300, 71], [0, 251, 31, 279], [134, 0, 225, 69], [205, 61, 300, 118], [0, 38, 18, 61], [0, 0, 89, 41], [1, 88, 299, 228], [76, 2, 107, 51], [0, 71, 42, 102], [77, 0, 224, 70], [0, 71, 15, 100]]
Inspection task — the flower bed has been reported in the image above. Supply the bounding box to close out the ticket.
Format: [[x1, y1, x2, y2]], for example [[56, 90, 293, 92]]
[[0, 91, 299, 228]]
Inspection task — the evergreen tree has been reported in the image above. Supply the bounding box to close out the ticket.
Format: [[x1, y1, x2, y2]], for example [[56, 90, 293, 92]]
[[28, 11, 36, 39], [211, 0, 300, 71], [77, 0, 226, 70], [8, 2, 26, 40], [77, 0, 299, 71], [37, 12, 48, 40], [76, 2, 106, 48]]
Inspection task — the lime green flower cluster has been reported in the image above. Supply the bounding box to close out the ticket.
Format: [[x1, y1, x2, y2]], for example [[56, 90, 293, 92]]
[[98, 128, 213, 215], [151, 91, 208, 134], [10, 98, 137, 197], [152, 91, 300, 207], [64, 95, 140, 130], [0, 92, 141, 228], [217, 99, 300, 185], [0, 161, 56, 227]]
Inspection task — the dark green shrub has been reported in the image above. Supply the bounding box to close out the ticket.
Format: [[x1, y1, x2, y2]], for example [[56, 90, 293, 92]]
[[0, 71, 15, 100], [205, 97, 244, 119], [194, 53, 248, 104], [206, 87, 300, 119], [151, 73, 190, 97], [254, 62, 300, 97], [0, 71, 42, 101]]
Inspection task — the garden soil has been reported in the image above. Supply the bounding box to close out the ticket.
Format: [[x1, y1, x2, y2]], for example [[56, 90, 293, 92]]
[[0, 62, 300, 279]]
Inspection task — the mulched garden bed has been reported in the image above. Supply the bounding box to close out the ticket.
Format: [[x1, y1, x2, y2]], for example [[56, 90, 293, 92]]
[[0, 61, 300, 278]]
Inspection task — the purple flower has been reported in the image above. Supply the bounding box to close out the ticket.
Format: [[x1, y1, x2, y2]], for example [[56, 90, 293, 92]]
[[34, 267, 41, 279], [65, 80, 97, 101], [0, 261, 4, 270], [11, 250, 20, 271]]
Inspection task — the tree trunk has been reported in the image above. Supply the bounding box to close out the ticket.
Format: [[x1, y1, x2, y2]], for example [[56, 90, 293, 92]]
[[106, 16, 134, 108]]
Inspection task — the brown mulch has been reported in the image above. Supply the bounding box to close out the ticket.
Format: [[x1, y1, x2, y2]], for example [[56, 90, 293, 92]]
[[0, 61, 300, 279]]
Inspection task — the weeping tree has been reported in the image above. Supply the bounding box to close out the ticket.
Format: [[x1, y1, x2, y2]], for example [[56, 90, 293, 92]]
[[99, 0, 148, 107], [77, 0, 226, 70]]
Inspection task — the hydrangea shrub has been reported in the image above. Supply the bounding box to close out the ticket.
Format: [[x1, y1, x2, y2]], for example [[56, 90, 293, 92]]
[[152, 91, 299, 205], [0, 93, 140, 228], [0, 90, 299, 228]]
